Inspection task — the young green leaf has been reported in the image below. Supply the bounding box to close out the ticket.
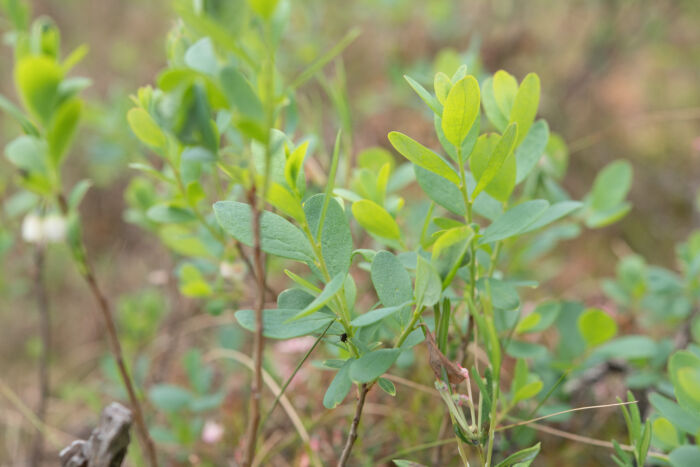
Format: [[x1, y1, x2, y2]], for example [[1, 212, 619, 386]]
[[519, 200, 583, 234], [508, 73, 540, 147], [434, 72, 451, 105], [127, 108, 166, 149], [493, 70, 518, 117], [387, 131, 460, 185], [349, 348, 401, 383], [590, 160, 633, 212], [432, 225, 472, 260], [289, 273, 346, 321], [213, 200, 314, 262], [481, 77, 508, 132], [441, 75, 480, 148], [14, 55, 63, 126], [513, 380, 543, 403], [495, 442, 541, 467], [669, 351, 700, 414], [377, 377, 396, 396], [404, 74, 441, 115], [47, 98, 82, 164], [352, 199, 402, 242], [470, 132, 516, 202], [472, 123, 518, 199], [578, 308, 617, 347]]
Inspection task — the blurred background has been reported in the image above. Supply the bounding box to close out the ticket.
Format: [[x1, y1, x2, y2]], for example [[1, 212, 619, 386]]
[[0, 0, 699, 465]]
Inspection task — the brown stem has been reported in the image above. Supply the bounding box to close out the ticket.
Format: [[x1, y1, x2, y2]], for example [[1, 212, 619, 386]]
[[337, 383, 369, 467], [242, 185, 266, 467], [30, 246, 50, 467], [57, 194, 157, 466]]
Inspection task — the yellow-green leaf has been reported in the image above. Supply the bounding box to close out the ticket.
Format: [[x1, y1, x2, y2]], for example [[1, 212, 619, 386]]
[[352, 199, 401, 241], [508, 73, 540, 147], [388, 131, 460, 185], [441, 76, 480, 148], [127, 108, 166, 149]]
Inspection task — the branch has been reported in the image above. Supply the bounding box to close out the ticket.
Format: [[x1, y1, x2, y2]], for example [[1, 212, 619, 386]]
[[337, 383, 369, 466], [59, 402, 132, 467]]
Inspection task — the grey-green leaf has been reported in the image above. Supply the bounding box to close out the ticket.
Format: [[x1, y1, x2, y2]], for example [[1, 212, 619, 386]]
[[323, 361, 352, 409], [304, 194, 352, 277], [371, 251, 413, 307], [235, 308, 334, 339], [515, 120, 549, 184], [350, 302, 412, 328], [349, 348, 401, 383], [289, 273, 346, 321], [480, 200, 549, 244], [213, 200, 314, 262]]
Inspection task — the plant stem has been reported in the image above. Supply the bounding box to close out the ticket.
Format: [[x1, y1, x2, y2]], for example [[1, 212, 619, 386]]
[[30, 245, 49, 467], [57, 194, 157, 466], [242, 30, 276, 465], [337, 383, 369, 466]]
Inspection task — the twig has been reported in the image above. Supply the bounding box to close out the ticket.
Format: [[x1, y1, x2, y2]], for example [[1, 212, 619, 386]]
[[242, 184, 266, 467], [31, 245, 50, 467], [57, 194, 157, 467], [205, 348, 319, 466], [0, 378, 69, 447], [337, 383, 369, 466], [497, 400, 638, 431]]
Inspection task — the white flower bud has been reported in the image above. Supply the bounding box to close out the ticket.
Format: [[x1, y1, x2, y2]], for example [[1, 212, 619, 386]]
[[220, 261, 247, 281], [42, 214, 67, 243], [22, 214, 43, 243]]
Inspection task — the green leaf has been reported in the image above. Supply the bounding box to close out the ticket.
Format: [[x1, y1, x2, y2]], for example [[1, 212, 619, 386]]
[[508, 73, 540, 147], [434, 72, 451, 105], [414, 166, 466, 216], [652, 417, 678, 449], [249, 0, 279, 19], [470, 131, 516, 202], [378, 377, 396, 396], [5, 135, 49, 174], [350, 302, 411, 328], [349, 348, 401, 383], [0, 93, 39, 135], [515, 120, 549, 183], [184, 37, 218, 75], [285, 141, 308, 192], [513, 380, 543, 403], [472, 123, 518, 199], [323, 361, 352, 409], [14, 55, 63, 126], [578, 308, 617, 347], [415, 255, 441, 307], [441, 76, 480, 148], [519, 301, 560, 333], [148, 384, 192, 412], [591, 335, 657, 360], [220, 66, 264, 121], [432, 226, 473, 260], [289, 273, 345, 321], [127, 108, 166, 149], [649, 392, 700, 434], [520, 201, 583, 234], [371, 251, 413, 307], [352, 199, 401, 242], [669, 350, 700, 413], [264, 182, 304, 222], [590, 160, 633, 212], [235, 308, 334, 339], [47, 98, 82, 164], [495, 443, 541, 467], [214, 201, 314, 262], [669, 446, 700, 467], [387, 131, 460, 185], [586, 203, 632, 228], [481, 77, 508, 132], [493, 70, 518, 117], [404, 75, 441, 115], [146, 204, 196, 224], [479, 200, 549, 244], [305, 194, 353, 277]]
